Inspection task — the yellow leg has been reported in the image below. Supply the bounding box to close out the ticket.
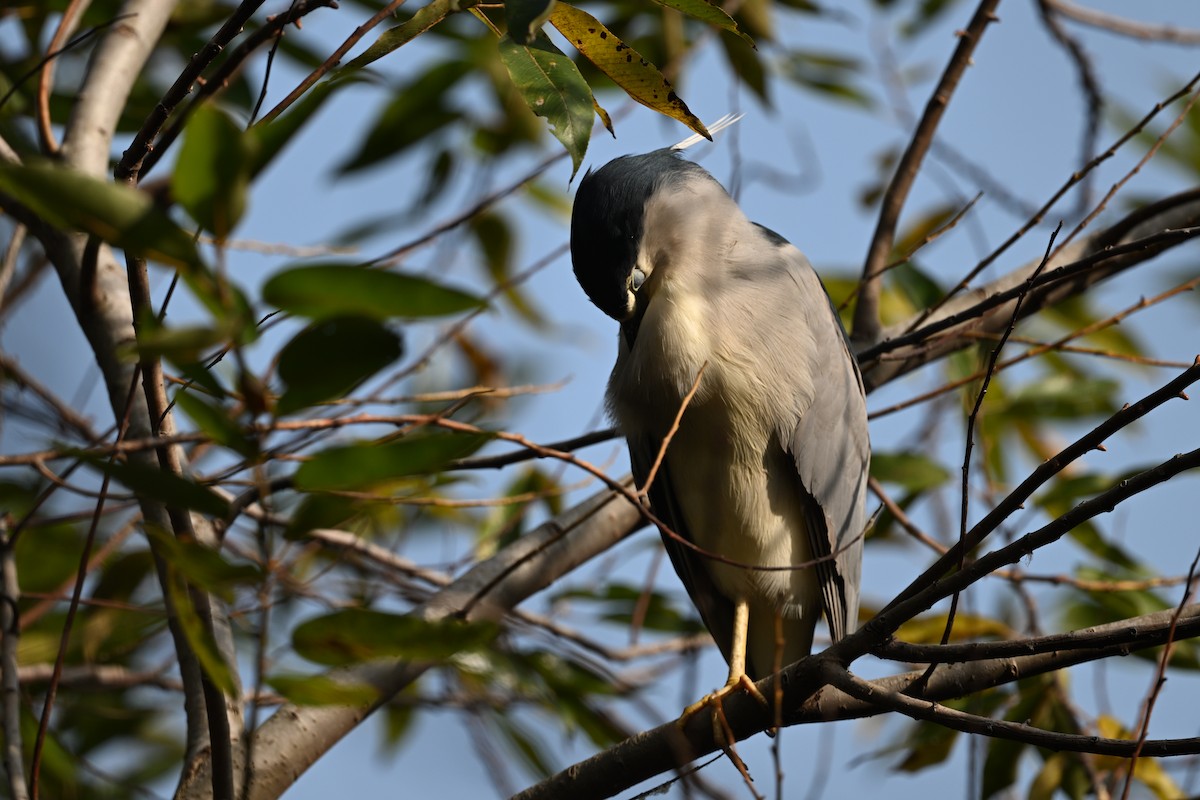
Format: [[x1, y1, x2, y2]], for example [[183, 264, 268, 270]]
[[679, 599, 768, 726]]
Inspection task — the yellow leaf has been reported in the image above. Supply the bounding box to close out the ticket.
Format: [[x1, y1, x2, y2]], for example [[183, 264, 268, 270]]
[[549, 4, 708, 139], [894, 613, 1014, 644]]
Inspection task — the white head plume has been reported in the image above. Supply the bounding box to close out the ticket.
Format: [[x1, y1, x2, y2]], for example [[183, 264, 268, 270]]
[[671, 113, 745, 151]]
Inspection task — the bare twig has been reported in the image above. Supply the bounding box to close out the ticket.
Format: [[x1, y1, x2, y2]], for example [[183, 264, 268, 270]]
[[884, 358, 1200, 614], [35, 0, 90, 154], [138, 0, 340, 180], [512, 603, 1200, 800], [116, 0, 270, 182], [878, 605, 1200, 663], [259, 0, 407, 124], [869, 274, 1200, 418], [1119, 546, 1200, 800], [931, 225, 1058, 668], [1036, 0, 1103, 217], [894, 70, 1200, 339], [852, 0, 1001, 346], [638, 362, 708, 499], [1045, 0, 1200, 44], [823, 663, 1200, 758]]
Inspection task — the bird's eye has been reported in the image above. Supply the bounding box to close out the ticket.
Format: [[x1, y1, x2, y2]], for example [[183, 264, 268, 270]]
[[630, 268, 647, 292]]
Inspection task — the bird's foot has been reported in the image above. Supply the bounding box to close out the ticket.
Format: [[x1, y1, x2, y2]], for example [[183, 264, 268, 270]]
[[679, 674, 767, 723], [677, 675, 769, 779]]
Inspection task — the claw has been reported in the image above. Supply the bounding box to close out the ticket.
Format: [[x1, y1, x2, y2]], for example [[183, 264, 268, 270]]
[[677, 673, 769, 780]]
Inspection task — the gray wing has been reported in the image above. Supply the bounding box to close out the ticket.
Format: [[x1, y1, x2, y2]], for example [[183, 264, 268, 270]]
[[781, 262, 870, 643], [627, 436, 736, 666]]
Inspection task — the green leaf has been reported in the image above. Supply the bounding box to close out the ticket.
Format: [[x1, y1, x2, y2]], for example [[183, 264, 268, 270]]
[[870, 451, 951, 492], [337, 61, 469, 173], [550, 4, 709, 140], [292, 609, 497, 665], [175, 391, 259, 459], [249, 77, 351, 177], [266, 673, 380, 706], [498, 33, 593, 178], [895, 719, 958, 771], [133, 314, 235, 363], [1000, 375, 1119, 419], [343, 0, 473, 72], [143, 525, 262, 601], [162, 564, 237, 695], [284, 494, 368, 541], [0, 161, 202, 270], [718, 30, 768, 104], [469, 212, 541, 323], [554, 584, 706, 633], [171, 104, 252, 241], [293, 431, 492, 492], [650, 0, 754, 47], [505, 0, 557, 43], [478, 467, 561, 557], [492, 714, 555, 778], [895, 613, 1013, 644], [14, 519, 84, 592], [780, 49, 872, 107], [276, 316, 404, 415], [262, 263, 484, 320], [891, 261, 944, 312], [95, 459, 230, 518]]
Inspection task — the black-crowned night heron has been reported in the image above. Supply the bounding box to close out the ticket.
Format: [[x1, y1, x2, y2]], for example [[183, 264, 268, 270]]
[[569, 144, 870, 731]]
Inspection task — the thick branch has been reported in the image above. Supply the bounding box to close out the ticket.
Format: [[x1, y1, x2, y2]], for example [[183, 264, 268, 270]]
[[513, 604, 1200, 800], [0, 540, 29, 800], [858, 189, 1200, 390]]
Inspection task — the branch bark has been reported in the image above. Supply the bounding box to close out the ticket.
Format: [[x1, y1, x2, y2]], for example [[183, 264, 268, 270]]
[[513, 605, 1200, 800], [858, 189, 1200, 390]]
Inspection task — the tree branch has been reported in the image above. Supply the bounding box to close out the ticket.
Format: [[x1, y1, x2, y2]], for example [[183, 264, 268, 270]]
[[852, 0, 1001, 346], [858, 189, 1200, 390], [177, 485, 645, 799], [0, 536, 29, 800], [824, 663, 1200, 758], [512, 604, 1200, 800]]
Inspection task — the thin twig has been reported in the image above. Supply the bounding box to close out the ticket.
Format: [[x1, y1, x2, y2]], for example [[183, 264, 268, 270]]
[[823, 663, 1200, 758], [1045, 0, 1200, 44], [859, 225, 1200, 366], [869, 274, 1200, 418], [259, 0, 407, 124], [1119, 546, 1200, 800], [139, 0, 340, 180], [935, 225, 1059, 662], [852, 0, 1001, 346], [1036, 0, 1103, 218], [0, 14, 131, 116], [35, 0, 90, 154], [896, 70, 1200, 338], [884, 357, 1200, 614], [116, 0, 270, 182], [877, 605, 1200, 663], [27, 385, 133, 800], [638, 362, 708, 499]]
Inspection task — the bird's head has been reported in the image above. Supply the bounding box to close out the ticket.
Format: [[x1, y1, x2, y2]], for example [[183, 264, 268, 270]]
[[570, 150, 725, 328]]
